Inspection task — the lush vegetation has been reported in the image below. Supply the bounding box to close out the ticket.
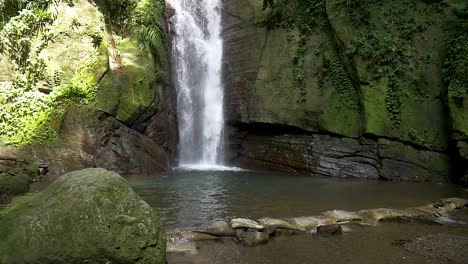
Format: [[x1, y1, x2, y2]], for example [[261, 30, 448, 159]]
[[443, 4, 468, 107], [261, 0, 466, 130], [261, 0, 360, 112], [0, 0, 164, 147], [94, 0, 164, 51]]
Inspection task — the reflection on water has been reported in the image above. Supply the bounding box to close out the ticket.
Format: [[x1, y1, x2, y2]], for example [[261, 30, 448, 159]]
[[127, 170, 467, 228]]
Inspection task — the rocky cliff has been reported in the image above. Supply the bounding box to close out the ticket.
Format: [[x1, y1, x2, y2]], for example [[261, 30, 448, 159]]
[[0, 0, 178, 174], [222, 0, 467, 183]]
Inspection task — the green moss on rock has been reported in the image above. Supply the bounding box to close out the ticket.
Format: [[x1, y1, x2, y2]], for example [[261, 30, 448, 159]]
[[0, 168, 166, 263], [95, 36, 157, 125]]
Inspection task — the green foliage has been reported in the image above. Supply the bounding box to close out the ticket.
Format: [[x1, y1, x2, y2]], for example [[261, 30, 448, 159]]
[[0, 8, 54, 69], [95, 0, 136, 28], [0, 1, 104, 147], [324, 55, 360, 112], [95, 0, 164, 51], [260, 0, 327, 34], [90, 32, 103, 48], [134, 0, 164, 50], [344, 0, 431, 128], [407, 128, 431, 148], [0, 84, 64, 147], [443, 22, 468, 106]]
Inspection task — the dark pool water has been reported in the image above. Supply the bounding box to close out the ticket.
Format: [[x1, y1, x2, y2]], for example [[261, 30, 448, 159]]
[[127, 170, 468, 229]]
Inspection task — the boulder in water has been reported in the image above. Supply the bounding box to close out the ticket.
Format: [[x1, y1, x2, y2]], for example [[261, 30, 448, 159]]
[[0, 168, 166, 264]]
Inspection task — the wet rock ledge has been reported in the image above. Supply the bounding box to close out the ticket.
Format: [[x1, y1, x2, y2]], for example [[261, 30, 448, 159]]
[[167, 198, 468, 250]]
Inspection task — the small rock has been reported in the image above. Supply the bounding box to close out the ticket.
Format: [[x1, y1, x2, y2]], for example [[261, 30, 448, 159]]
[[316, 224, 342, 236], [257, 217, 296, 229], [235, 228, 269, 246], [231, 218, 265, 230], [341, 225, 353, 233]]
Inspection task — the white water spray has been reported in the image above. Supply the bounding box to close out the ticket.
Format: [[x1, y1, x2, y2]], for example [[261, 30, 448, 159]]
[[168, 0, 225, 169]]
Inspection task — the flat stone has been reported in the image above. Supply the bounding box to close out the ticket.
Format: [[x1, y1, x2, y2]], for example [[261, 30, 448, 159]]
[[194, 220, 235, 237], [257, 218, 296, 229], [286, 215, 336, 231], [358, 208, 405, 224], [231, 218, 265, 230], [322, 210, 363, 222]]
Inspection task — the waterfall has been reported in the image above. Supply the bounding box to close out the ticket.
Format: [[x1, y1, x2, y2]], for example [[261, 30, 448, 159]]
[[168, 0, 224, 168]]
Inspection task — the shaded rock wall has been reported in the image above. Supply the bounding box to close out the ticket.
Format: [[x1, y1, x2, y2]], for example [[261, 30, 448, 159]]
[[222, 0, 467, 182]]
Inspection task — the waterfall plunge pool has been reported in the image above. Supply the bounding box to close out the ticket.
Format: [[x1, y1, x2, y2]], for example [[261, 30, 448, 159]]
[[127, 170, 467, 229], [127, 170, 468, 264]]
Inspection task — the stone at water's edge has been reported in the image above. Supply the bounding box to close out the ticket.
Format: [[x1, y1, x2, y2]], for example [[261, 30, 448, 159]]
[[167, 198, 468, 247], [0, 168, 166, 264]]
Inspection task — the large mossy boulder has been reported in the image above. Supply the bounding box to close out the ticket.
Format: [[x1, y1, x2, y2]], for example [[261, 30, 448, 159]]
[[0, 168, 166, 264]]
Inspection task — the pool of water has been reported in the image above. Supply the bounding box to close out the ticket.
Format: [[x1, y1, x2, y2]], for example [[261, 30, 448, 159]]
[[127, 170, 468, 229]]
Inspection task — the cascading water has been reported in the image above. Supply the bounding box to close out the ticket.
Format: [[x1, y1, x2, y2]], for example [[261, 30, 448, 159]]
[[168, 0, 225, 169]]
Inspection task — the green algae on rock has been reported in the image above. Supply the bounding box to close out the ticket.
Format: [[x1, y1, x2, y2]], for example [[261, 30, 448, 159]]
[[0, 168, 166, 264]]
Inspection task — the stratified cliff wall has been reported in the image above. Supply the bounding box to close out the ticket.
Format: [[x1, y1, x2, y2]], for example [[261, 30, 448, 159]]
[[222, 0, 467, 182]]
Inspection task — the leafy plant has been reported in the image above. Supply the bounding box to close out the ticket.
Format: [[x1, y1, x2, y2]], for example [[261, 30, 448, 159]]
[[133, 0, 164, 50]]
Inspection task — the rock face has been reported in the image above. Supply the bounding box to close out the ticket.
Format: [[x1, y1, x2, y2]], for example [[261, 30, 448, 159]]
[[222, 0, 468, 182], [0, 0, 178, 174], [33, 106, 170, 175], [0, 168, 166, 264]]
